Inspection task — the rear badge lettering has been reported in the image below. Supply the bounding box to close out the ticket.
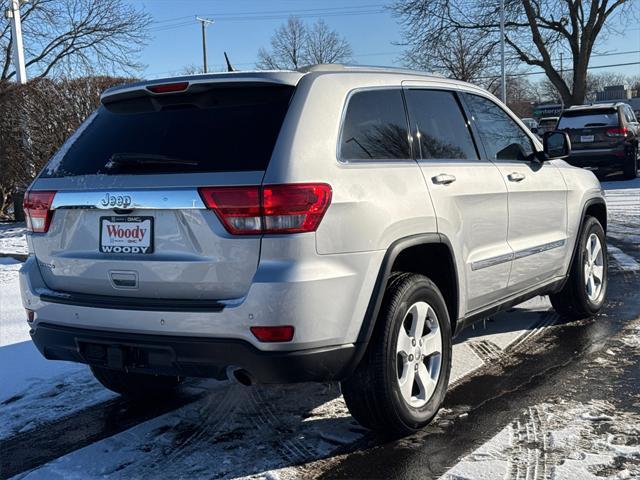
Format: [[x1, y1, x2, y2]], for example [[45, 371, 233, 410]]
[[100, 193, 132, 209]]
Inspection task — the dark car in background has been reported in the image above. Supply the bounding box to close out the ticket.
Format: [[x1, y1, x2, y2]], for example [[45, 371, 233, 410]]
[[558, 103, 639, 179]]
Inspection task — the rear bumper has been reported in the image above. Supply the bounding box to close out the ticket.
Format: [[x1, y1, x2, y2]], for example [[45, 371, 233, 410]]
[[566, 147, 628, 169], [30, 322, 357, 383]]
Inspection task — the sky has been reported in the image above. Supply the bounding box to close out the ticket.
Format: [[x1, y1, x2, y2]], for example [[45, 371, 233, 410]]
[[133, 0, 639, 81]]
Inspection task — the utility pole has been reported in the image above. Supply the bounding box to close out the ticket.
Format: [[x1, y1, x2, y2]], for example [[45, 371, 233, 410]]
[[559, 52, 564, 111], [196, 16, 214, 73], [4, 0, 27, 84], [499, 0, 506, 104]]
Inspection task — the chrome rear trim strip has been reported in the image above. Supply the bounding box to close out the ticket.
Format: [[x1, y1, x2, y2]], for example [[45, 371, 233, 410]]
[[50, 189, 206, 210]]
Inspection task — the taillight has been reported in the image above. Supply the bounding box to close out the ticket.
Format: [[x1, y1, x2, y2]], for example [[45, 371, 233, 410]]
[[198, 183, 332, 235], [605, 127, 628, 137], [23, 191, 56, 233], [250, 326, 294, 342]]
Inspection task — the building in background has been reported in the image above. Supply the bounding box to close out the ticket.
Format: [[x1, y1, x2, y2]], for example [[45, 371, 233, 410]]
[[532, 84, 640, 120]]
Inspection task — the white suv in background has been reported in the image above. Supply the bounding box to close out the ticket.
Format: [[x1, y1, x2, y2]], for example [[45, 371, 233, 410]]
[[21, 65, 608, 435]]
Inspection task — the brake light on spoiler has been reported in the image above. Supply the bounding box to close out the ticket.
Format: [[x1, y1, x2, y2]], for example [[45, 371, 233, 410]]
[[198, 183, 332, 235], [23, 191, 56, 233], [146, 82, 189, 94]]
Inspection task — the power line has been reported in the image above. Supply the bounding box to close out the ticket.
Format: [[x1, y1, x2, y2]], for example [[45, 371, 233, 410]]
[[477, 61, 640, 80], [150, 6, 387, 31]]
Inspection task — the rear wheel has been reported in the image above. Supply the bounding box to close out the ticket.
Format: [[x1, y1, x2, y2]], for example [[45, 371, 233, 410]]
[[550, 216, 608, 319], [341, 273, 452, 436], [623, 147, 638, 179], [90, 366, 182, 399]]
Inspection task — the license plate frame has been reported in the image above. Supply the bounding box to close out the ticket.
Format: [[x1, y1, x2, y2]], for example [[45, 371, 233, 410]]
[[99, 216, 154, 254], [580, 135, 595, 143]]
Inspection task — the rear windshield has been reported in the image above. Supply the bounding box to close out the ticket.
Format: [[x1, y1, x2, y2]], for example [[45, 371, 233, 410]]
[[557, 109, 619, 129], [41, 84, 295, 177], [539, 119, 557, 127]]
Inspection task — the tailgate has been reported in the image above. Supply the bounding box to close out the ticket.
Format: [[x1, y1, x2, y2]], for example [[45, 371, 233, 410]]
[[30, 182, 262, 300], [27, 81, 297, 300]]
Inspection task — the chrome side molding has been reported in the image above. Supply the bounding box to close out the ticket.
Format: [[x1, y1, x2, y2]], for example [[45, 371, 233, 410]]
[[471, 239, 566, 271]]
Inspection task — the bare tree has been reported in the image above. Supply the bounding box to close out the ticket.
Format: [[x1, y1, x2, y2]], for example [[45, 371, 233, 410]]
[[303, 19, 352, 64], [392, 0, 636, 106], [0, 76, 133, 217], [0, 0, 151, 80], [257, 16, 352, 70], [585, 71, 630, 100], [257, 17, 307, 69], [404, 28, 498, 82]]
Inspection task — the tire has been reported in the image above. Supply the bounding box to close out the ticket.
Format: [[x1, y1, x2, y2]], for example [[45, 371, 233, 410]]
[[623, 147, 638, 180], [90, 366, 182, 399], [550, 216, 608, 320], [341, 273, 452, 436]]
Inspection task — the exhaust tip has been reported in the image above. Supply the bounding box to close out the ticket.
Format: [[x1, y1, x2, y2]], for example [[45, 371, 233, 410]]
[[227, 367, 253, 387]]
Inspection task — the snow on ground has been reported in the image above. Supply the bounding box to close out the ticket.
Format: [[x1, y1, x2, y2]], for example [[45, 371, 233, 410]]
[[0, 222, 27, 257], [441, 398, 640, 480], [0, 257, 117, 441]]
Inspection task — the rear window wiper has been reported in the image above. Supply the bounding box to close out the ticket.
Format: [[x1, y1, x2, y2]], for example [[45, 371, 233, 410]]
[[583, 122, 608, 127], [103, 153, 198, 171]]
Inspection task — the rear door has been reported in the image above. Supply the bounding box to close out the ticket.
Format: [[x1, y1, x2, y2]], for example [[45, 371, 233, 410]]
[[557, 108, 621, 151], [29, 82, 295, 300], [403, 85, 512, 313], [462, 93, 568, 293]]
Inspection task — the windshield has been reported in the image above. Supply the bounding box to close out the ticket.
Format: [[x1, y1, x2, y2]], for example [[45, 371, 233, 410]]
[[41, 84, 295, 177]]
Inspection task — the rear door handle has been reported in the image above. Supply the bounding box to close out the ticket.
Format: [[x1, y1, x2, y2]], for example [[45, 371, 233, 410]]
[[507, 172, 526, 182], [432, 174, 457, 185]]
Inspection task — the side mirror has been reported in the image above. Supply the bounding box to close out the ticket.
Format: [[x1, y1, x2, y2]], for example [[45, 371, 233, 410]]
[[543, 130, 571, 160], [531, 127, 539, 134]]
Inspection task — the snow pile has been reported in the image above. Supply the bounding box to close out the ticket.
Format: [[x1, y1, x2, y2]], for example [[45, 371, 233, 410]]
[[442, 400, 640, 480], [620, 326, 640, 350], [0, 222, 27, 256]]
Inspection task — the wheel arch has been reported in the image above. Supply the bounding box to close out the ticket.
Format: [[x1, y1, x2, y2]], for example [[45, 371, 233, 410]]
[[556, 196, 607, 292], [344, 233, 460, 377]]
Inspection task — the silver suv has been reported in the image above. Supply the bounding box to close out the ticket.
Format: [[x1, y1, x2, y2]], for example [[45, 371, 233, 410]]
[[20, 65, 608, 435]]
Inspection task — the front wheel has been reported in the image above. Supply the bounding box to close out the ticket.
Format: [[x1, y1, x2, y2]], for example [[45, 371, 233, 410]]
[[550, 216, 608, 319], [341, 273, 452, 436]]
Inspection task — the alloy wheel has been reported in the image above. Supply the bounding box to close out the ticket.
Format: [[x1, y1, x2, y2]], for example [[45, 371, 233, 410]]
[[584, 233, 604, 302], [396, 301, 442, 408]]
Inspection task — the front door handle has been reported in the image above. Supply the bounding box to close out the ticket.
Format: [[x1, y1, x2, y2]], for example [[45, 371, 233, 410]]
[[507, 172, 526, 182], [432, 173, 457, 185]]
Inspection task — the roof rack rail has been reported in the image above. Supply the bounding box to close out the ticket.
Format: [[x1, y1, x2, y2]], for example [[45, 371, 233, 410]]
[[296, 63, 444, 78]]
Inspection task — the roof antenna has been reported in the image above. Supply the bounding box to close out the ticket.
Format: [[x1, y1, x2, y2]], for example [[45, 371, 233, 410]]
[[224, 52, 234, 72]]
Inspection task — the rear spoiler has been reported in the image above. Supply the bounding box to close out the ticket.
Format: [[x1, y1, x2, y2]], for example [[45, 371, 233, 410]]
[[101, 71, 305, 105]]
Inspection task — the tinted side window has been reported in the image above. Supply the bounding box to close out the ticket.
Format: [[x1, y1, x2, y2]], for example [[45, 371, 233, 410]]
[[464, 94, 534, 161], [405, 89, 477, 160], [339, 89, 411, 161], [625, 106, 637, 123]]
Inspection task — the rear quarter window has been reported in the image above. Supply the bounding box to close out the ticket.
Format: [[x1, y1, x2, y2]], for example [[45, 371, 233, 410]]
[[339, 89, 411, 161], [41, 84, 295, 177]]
